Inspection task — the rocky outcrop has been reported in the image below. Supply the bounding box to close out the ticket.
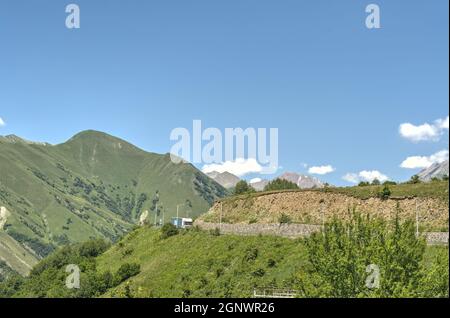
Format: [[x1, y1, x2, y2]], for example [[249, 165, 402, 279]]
[[201, 191, 448, 231]]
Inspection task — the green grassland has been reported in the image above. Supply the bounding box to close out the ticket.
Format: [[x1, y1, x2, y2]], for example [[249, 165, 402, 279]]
[[0, 131, 227, 277], [96, 227, 308, 298], [222, 181, 449, 204], [1, 225, 447, 298]]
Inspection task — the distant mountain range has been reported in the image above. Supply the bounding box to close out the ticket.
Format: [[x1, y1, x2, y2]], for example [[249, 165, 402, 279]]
[[208, 170, 326, 191], [418, 160, 449, 181], [0, 130, 227, 277], [206, 171, 240, 189]]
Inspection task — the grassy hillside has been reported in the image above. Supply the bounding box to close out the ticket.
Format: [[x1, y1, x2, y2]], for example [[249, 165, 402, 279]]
[[1, 223, 447, 298], [0, 131, 227, 277], [96, 228, 307, 298]]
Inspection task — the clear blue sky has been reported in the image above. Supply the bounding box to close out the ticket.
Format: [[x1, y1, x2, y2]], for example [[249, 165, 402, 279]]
[[0, 0, 448, 185]]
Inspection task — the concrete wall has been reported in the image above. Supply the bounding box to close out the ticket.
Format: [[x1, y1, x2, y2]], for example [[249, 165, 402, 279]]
[[194, 220, 449, 245]]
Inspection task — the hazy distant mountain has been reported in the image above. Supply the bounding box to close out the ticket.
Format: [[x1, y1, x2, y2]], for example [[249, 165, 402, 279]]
[[249, 179, 269, 191], [206, 171, 240, 189], [417, 160, 449, 181], [279, 172, 324, 189]]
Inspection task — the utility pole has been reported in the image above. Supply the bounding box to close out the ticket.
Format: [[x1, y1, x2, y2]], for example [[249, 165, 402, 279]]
[[219, 201, 223, 232], [415, 201, 419, 238]]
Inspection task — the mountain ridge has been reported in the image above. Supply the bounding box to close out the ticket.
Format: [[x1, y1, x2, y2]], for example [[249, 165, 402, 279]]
[[0, 130, 227, 278]]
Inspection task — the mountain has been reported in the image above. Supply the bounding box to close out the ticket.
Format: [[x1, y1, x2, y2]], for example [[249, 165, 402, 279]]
[[206, 171, 240, 189], [249, 179, 269, 191], [0, 130, 227, 277], [417, 160, 449, 182], [279, 172, 324, 189]]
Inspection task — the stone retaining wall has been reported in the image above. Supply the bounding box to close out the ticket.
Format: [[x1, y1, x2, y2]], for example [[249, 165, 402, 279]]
[[194, 220, 449, 245]]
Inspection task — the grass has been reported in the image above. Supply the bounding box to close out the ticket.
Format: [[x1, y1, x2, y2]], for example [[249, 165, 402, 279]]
[[219, 181, 449, 204], [96, 227, 309, 298]]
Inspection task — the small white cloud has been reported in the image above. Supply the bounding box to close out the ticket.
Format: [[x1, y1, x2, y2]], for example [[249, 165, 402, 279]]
[[359, 170, 389, 183], [342, 170, 389, 184], [202, 158, 263, 177], [400, 149, 449, 169], [249, 178, 262, 184], [399, 116, 449, 142], [308, 165, 335, 175], [342, 173, 359, 184], [0, 117, 5, 127]]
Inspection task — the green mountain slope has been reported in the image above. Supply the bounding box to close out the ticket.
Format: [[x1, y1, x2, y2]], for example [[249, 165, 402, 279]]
[[0, 131, 227, 277]]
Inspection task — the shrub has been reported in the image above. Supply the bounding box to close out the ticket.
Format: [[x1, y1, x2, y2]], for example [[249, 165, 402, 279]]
[[278, 213, 292, 225], [377, 185, 392, 200], [243, 247, 259, 262], [210, 228, 221, 236], [114, 263, 141, 285], [160, 223, 179, 239]]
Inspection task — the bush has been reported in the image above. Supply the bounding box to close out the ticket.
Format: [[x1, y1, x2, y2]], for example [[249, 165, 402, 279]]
[[377, 185, 392, 200], [264, 178, 299, 191], [358, 181, 370, 187], [160, 223, 179, 239], [371, 179, 381, 186], [278, 213, 292, 225], [114, 263, 141, 285], [210, 228, 221, 236]]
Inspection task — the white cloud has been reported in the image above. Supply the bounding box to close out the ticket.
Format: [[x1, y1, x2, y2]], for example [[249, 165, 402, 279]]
[[308, 165, 335, 175], [202, 158, 263, 177], [0, 117, 5, 127], [400, 149, 449, 169], [342, 170, 389, 184], [399, 116, 449, 142], [249, 178, 262, 184], [359, 170, 389, 183], [342, 173, 359, 184]]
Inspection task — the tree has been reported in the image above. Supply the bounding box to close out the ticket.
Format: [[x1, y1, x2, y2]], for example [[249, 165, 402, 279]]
[[297, 211, 427, 298], [264, 178, 299, 191], [234, 180, 255, 195], [371, 178, 381, 186], [358, 181, 370, 187], [409, 175, 421, 184]]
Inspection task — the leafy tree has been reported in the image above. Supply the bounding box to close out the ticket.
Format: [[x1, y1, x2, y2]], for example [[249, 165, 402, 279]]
[[297, 211, 427, 298], [383, 181, 397, 186], [264, 178, 299, 191], [234, 180, 255, 195], [409, 175, 421, 184], [371, 178, 381, 186], [358, 181, 370, 187]]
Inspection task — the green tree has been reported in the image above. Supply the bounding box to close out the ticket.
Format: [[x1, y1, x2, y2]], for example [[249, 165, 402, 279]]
[[234, 180, 255, 195], [371, 178, 381, 185], [409, 175, 421, 184], [297, 211, 426, 298], [264, 178, 299, 191]]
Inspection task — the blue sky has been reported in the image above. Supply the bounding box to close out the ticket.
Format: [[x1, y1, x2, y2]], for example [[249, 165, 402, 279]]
[[0, 0, 448, 186]]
